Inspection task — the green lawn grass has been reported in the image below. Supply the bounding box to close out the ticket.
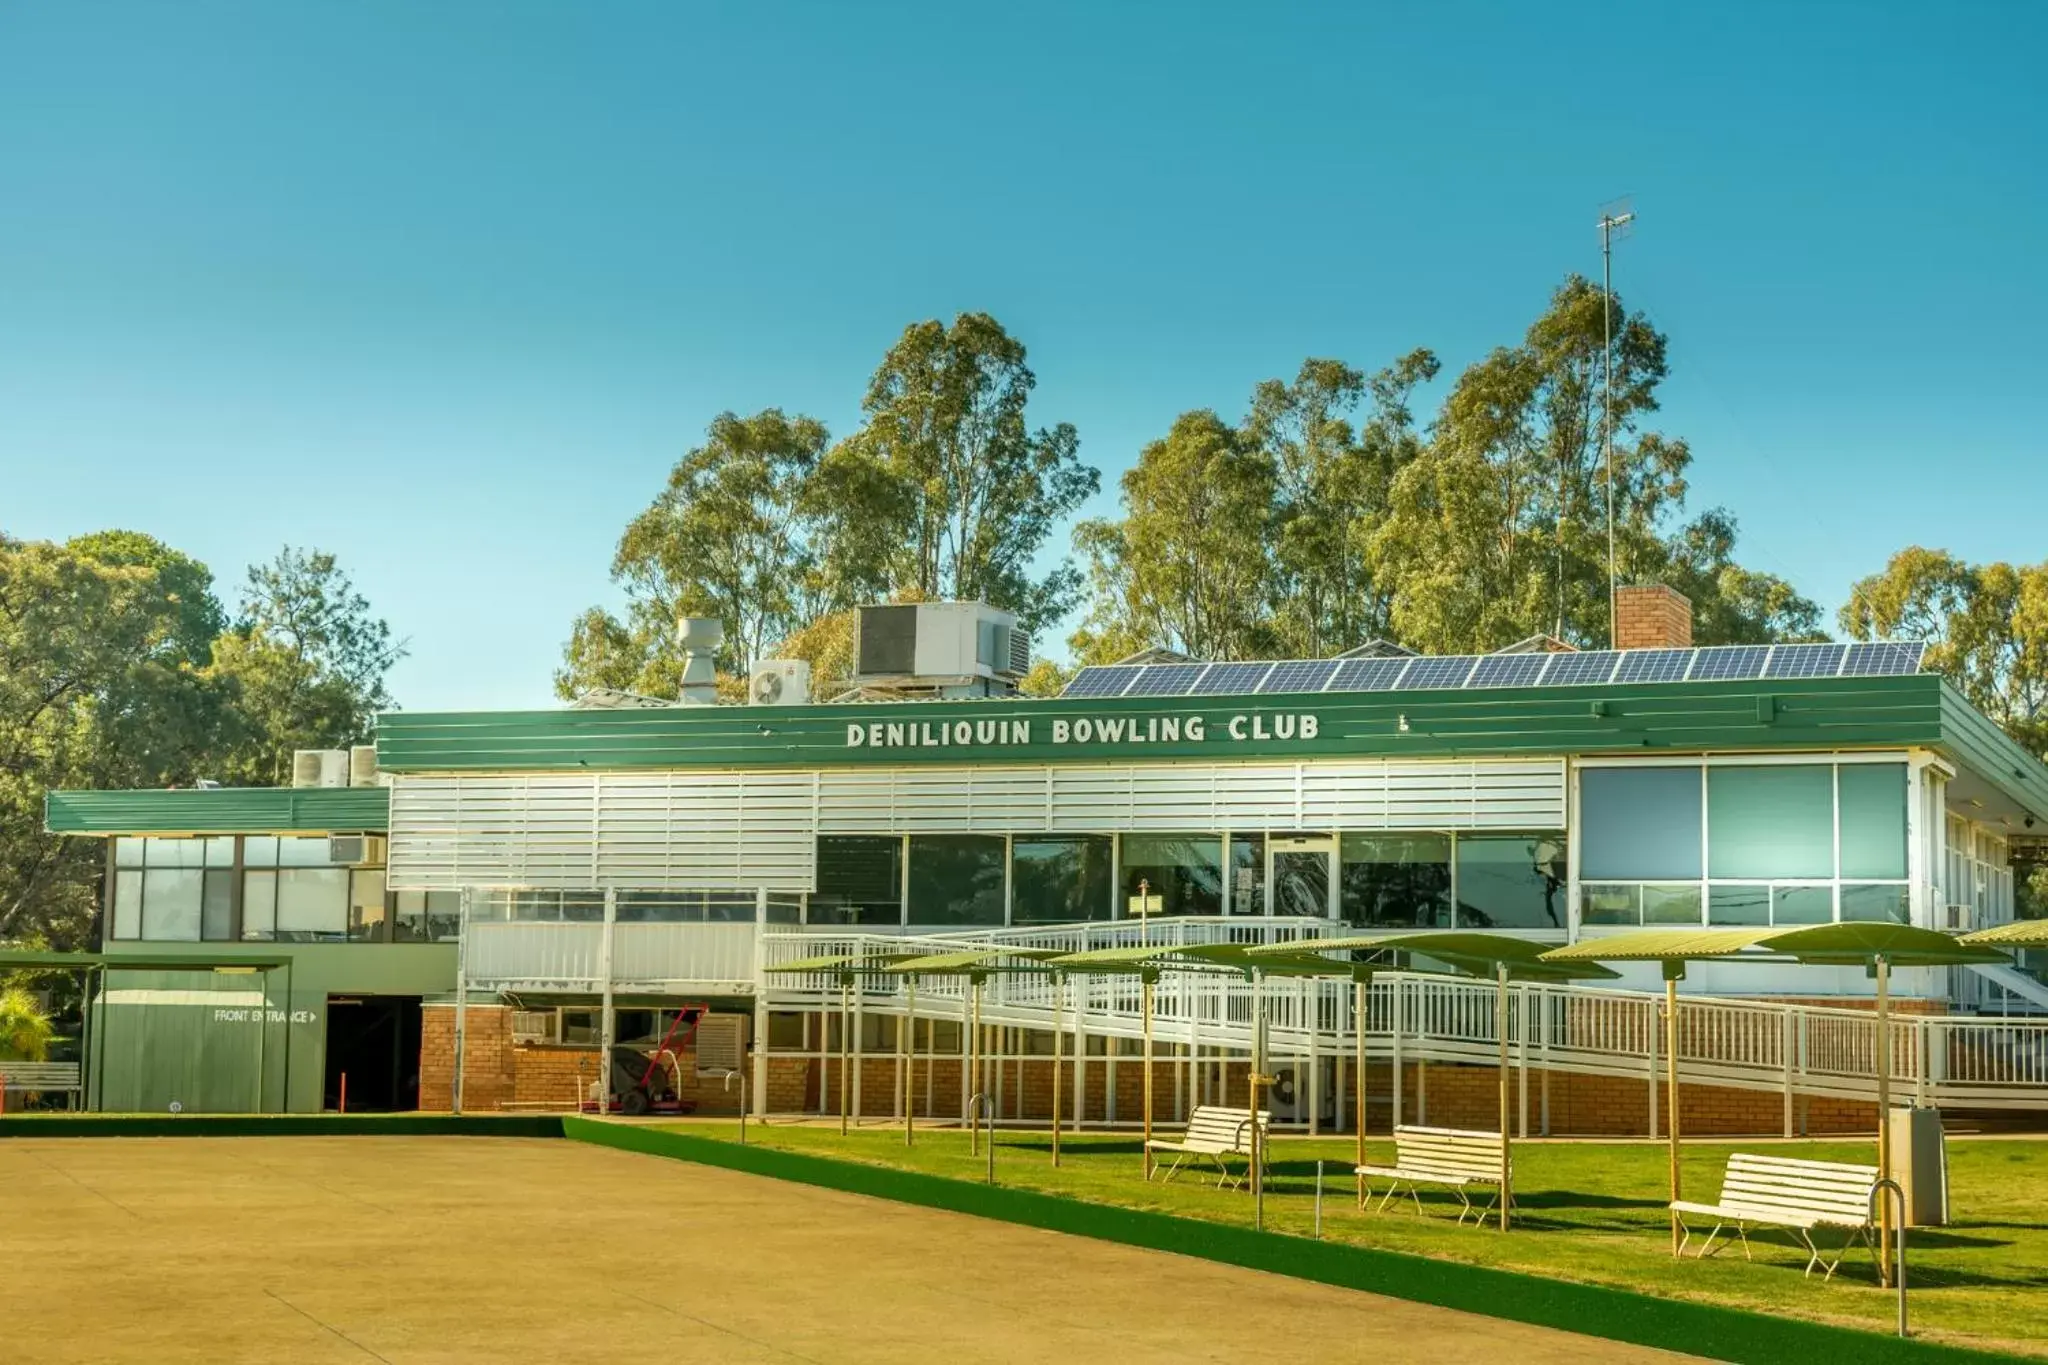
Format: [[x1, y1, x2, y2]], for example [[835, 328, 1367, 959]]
[[657, 1120, 2048, 1357]]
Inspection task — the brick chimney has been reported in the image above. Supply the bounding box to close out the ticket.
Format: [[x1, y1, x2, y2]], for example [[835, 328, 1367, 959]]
[[1613, 584, 1693, 650]]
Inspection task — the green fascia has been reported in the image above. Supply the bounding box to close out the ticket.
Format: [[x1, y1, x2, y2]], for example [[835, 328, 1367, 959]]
[[1935, 680, 2048, 824], [43, 786, 389, 836], [375, 675, 1949, 773]]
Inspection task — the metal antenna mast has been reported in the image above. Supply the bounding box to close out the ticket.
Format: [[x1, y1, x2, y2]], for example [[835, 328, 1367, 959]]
[[1599, 201, 1635, 648]]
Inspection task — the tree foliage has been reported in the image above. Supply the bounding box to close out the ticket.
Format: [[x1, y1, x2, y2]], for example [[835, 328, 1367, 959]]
[[0, 536, 399, 946], [0, 985, 54, 1062], [1842, 548, 2048, 755]]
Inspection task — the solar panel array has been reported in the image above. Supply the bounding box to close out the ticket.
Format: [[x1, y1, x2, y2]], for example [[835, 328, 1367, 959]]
[[1059, 641, 1928, 699]]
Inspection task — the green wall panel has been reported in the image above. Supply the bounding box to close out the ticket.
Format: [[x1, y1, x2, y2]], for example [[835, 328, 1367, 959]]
[[46, 786, 389, 835]]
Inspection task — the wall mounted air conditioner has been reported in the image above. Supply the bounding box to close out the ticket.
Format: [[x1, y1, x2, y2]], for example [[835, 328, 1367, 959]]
[[291, 749, 350, 789], [327, 833, 387, 867], [694, 1014, 748, 1075], [748, 659, 812, 706], [511, 1011, 555, 1045], [1943, 904, 1976, 932]]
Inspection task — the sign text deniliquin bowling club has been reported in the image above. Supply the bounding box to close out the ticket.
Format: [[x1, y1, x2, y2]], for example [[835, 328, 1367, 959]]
[[845, 713, 1320, 750]]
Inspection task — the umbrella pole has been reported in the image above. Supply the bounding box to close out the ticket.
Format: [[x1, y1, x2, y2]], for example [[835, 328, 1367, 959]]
[[1142, 975, 1155, 1179], [905, 978, 916, 1148], [1497, 962, 1511, 1232], [839, 975, 851, 1137], [1876, 953, 1893, 1287], [1251, 972, 1268, 1231], [1355, 973, 1368, 1209], [1052, 974, 1063, 1167], [969, 977, 983, 1155], [1666, 970, 1682, 1257]]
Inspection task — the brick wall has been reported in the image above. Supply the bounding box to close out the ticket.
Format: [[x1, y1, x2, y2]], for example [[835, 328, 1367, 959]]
[[420, 1007, 762, 1113], [419, 1004, 516, 1112], [1614, 583, 1693, 650]]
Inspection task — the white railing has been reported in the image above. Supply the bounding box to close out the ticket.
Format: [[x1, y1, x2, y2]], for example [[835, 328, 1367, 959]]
[[465, 921, 755, 990], [761, 929, 2048, 1114]]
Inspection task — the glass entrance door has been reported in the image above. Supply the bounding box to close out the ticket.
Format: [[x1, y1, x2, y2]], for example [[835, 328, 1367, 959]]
[[1266, 836, 1336, 918]]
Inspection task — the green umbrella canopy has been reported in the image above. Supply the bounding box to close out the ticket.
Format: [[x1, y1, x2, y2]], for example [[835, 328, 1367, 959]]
[[1250, 931, 1620, 982], [764, 950, 927, 975], [1044, 943, 1250, 976], [1540, 922, 2008, 968], [874, 948, 1062, 977], [1959, 920, 2048, 949]]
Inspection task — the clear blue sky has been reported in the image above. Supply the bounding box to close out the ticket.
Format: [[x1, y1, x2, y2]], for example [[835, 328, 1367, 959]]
[[3, 2, 2042, 711]]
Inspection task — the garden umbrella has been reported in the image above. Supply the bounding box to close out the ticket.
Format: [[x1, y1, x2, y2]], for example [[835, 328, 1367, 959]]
[[766, 949, 925, 1135], [1959, 920, 2048, 948], [1250, 933, 1618, 1230], [874, 948, 1060, 1153], [1542, 923, 2007, 1278]]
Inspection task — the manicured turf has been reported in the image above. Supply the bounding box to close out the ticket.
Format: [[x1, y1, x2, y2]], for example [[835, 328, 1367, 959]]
[[651, 1121, 2048, 1358]]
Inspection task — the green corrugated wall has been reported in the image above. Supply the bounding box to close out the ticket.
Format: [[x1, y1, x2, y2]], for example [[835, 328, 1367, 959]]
[[45, 786, 389, 835]]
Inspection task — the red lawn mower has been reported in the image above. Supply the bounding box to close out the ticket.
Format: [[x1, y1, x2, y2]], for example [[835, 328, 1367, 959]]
[[579, 1003, 708, 1116]]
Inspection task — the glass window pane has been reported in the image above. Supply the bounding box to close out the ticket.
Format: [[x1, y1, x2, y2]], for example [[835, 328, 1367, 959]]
[[812, 836, 904, 926], [395, 890, 461, 942], [148, 838, 206, 868], [617, 890, 696, 922], [349, 869, 388, 942], [1708, 884, 1770, 926], [203, 836, 237, 867], [276, 867, 348, 939], [908, 835, 1006, 925], [140, 868, 203, 940], [115, 837, 145, 868], [1268, 839, 1331, 918], [201, 870, 235, 940], [112, 870, 143, 938], [510, 890, 562, 921], [1841, 883, 1909, 924], [764, 896, 802, 924], [704, 892, 756, 923], [1580, 767, 1703, 880], [1011, 835, 1112, 924], [277, 836, 332, 867], [561, 890, 604, 922], [1339, 833, 1451, 928], [1228, 834, 1266, 916], [242, 871, 277, 940], [1578, 883, 1640, 926], [1120, 834, 1223, 918], [1773, 884, 1833, 925], [1839, 764, 1908, 880], [1455, 834, 1568, 929], [1642, 884, 1703, 925], [243, 836, 279, 868], [1709, 765, 1835, 879]]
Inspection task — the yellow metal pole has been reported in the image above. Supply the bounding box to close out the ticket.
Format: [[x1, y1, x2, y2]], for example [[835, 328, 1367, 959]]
[[1876, 954, 1893, 1287], [1052, 974, 1064, 1167], [905, 977, 916, 1148], [1667, 972, 1682, 1258], [1497, 963, 1511, 1232], [1355, 974, 1367, 1209], [1142, 976, 1156, 1179], [969, 977, 983, 1156], [839, 976, 851, 1137]]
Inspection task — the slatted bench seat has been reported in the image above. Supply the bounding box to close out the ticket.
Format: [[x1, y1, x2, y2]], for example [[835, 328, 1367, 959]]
[[1672, 1152, 1879, 1279], [0, 1062, 82, 1111], [1145, 1105, 1271, 1188], [1357, 1124, 1510, 1225]]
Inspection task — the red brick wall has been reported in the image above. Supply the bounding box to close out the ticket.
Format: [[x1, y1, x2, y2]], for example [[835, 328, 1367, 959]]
[[420, 1006, 762, 1114], [419, 1004, 515, 1112], [1614, 583, 1693, 650]]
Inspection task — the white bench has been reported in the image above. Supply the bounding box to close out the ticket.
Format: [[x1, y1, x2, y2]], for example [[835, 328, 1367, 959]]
[[1146, 1105, 1271, 1188], [1672, 1152, 1879, 1279], [0, 1062, 82, 1111], [1357, 1125, 1510, 1226]]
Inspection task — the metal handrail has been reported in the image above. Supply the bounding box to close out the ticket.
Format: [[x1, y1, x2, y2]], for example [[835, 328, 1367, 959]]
[[721, 1066, 748, 1145], [1869, 1179, 1908, 1336], [967, 1092, 996, 1184]]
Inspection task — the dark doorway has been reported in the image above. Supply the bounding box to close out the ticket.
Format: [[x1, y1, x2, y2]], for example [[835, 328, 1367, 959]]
[[324, 996, 422, 1111]]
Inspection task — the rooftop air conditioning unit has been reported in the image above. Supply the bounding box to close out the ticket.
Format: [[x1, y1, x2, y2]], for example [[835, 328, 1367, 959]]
[[853, 601, 1029, 691], [348, 745, 379, 787], [327, 833, 386, 866], [292, 749, 350, 789], [748, 659, 812, 706]]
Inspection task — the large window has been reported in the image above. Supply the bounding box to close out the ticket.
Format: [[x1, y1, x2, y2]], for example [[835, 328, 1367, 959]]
[[1012, 835, 1112, 923], [1455, 835, 1567, 929], [109, 837, 236, 942], [1119, 834, 1222, 917], [1578, 760, 1912, 928], [810, 836, 904, 926], [907, 835, 1007, 925], [1340, 834, 1452, 927]]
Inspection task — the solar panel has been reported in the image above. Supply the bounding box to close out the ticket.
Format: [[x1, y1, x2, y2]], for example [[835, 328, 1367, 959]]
[[1540, 651, 1621, 686], [1612, 649, 1694, 685], [1328, 657, 1412, 692], [1764, 643, 1849, 679], [1258, 659, 1340, 694], [1689, 645, 1770, 681], [1190, 661, 1274, 694], [1465, 653, 1549, 688], [1061, 666, 1140, 698], [1401, 655, 1479, 690], [1843, 641, 1926, 676], [1122, 663, 1207, 697]]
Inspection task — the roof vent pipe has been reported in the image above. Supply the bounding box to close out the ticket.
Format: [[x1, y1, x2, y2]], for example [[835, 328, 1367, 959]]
[[677, 617, 724, 706]]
